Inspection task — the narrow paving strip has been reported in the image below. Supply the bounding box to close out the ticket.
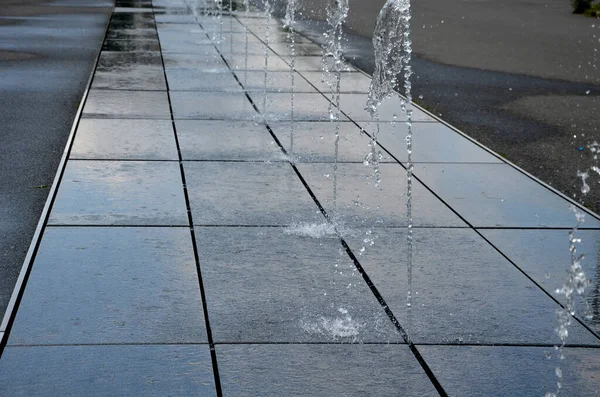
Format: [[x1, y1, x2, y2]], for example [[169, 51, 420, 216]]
[[1, 0, 599, 396]]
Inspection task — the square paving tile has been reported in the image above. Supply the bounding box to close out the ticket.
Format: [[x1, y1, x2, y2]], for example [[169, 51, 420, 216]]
[[217, 344, 437, 396], [361, 121, 503, 163], [226, 54, 291, 71], [413, 163, 600, 228], [159, 37, 216, 53], [195, 227, 400, 343], [155, 14, 197, 23], [92, 67, 166, 91], [163, 53, 225, 69], [102, 39, 161, 52], [296, 163, 466, 227], [340, 94, 436, 122], [218, 42, 277, 56], [109, 14, 155, 30], [418, 345, 600, 397], [49, 161, 188, 225], [70, 119, 178, 160], [83, 90, 171, 119], [176, 120, 282, 160], [248, 92, 348, 122], [0, 345, 216, 396], [106, 27, 158, 40], [300, 71, 372, 93], [8, 227, 206, 345], [170, 92, 256, 120], [98, 51, 163, 69], [270, 121, 393, 163], [345, 227, 600, 345], [166, 69, 242, 91], [184, 162, 324, 225], [233, 70, 317, 93], [480, 228, 600, 334]]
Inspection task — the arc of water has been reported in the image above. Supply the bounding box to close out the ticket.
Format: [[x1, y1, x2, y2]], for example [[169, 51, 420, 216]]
[[367, 0, 414, 313], [262, 0, 273, 117], [284, 0, 297, 156], [323, 0, 349, 221]]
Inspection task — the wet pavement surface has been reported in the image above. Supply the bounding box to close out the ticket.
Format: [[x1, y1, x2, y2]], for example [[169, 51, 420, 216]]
[[0, 0, 113, 318], [1, 1, 599, 396]]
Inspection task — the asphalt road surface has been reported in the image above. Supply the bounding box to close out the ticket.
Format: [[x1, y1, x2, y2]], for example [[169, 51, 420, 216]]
[[0, 0, 113, 315], [290, 0, 600, 213]]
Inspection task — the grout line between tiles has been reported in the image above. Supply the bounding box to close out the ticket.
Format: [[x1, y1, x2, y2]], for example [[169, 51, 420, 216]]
[[152, 5, 223, 396]]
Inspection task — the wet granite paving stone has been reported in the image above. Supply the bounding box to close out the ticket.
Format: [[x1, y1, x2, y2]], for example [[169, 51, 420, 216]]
[[170, 91, 257, 120], [176, 120, 282, 161], [269, 121, 394, 163], [101, 39, 161, 52], [217, 344, 438, 396], [163, 53, 226, 69], [296, 163, 466, 227], [98, 51, 163, 69], [92, 67, 167, 90], [340, 93, 436, 122], [184, 162, 325, 225], [345, 227, 600, 345], [418, 345, 600, 397], [108, 13, 155, 29], [195, 227, 401, 343], [49, 161, 188, 226], [233, 70, 318, 93], [106, 27, 158, 40], [7, 227, 206, 345], [70, 119, 178, 160], [83, 89, 171, 119], [360, 121, 503, 163], [166, 68, 242, 91], [479, 228, 600, 335], [248, 92, 350, 121], [0, 345, 216, 397], [226, 55, 292, 71], [299, 71, 373, 93], [413, 163, 600, 228]]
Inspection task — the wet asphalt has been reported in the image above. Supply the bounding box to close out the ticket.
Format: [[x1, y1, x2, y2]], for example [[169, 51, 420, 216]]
[[0, 0, 114, 314]]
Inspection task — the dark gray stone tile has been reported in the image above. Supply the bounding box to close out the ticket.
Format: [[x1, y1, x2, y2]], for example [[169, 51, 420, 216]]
[[233, 70, 318, 93], [106, 28, 158, 40], [176, 120, 282, 161], [158, 36, 216, 53], [49, 161, 188, 225], [300, 71, 372, 93], [0, 345, 216, 396], [413, 163, 600, 228], [218, 344, 437, 396], [184, 162, 324, 225], [102, 39, 160, 52], [109, 13, 155, 29], [362, 121, 503, 163], [270, 121, 393, 163], [195, 227, 400, 343], [83, 90, 171, 119], [296, 163, 466, 227], [341, 94, 436, 122], [98, 51, 163, 69], [8, 227, 206, 345], [163, 53, 225, 69], [92, 66, 166, 91], [419, 345, 600, 397], [166, 69, 242, 91], [248, 92, 349, 122], [226, 54, 291, 71], [70, 119, 178, 160], [345, 228, 600, 345], [480, 228, 600, 334], [170, 92, 257, 120]]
